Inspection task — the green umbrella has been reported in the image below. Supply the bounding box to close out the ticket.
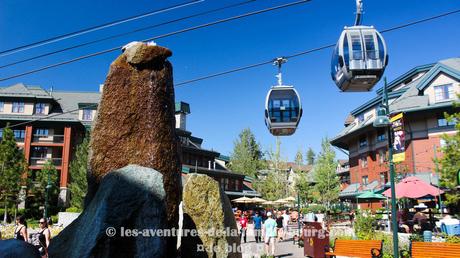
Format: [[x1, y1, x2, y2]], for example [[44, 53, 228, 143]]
[[357, 191, 386, 199]]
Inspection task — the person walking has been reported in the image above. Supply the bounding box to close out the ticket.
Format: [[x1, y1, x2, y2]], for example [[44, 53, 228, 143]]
[[262, 212, 277, 257], [282, 210, 290, 240], [240, 214, 248, 243], [35, 218, 51, 258], [14, 216, 28, 242], [275, 211, 284, 241], [253, 212, 263, 243]]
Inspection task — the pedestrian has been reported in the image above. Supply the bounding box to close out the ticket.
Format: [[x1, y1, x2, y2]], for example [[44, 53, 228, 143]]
[[253, 212, 263, 243], [14, 215, 28, 242], [275, 211, 284, 241], [262, 212, 277, 257], [282, 210, 290, 239], [32, 218, 51, 258], [240, 214, 248, 243]]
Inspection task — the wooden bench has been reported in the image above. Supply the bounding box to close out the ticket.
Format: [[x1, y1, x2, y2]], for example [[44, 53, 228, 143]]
[[408, 241, 460, 258], [325, 239, 383, 258]]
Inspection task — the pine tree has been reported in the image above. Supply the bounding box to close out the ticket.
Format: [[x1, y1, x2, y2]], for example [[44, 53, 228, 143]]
[[33, 159, 59, 216], [228, 128, 265, 178], [439, 104, 460, 209], [294, 148, 303, 171], [312, 138, 339, 208], [69, 137, 89, 210], [254, 171, 285, 201], [306, 147, 316, 165], [0, 127, 27, 223]]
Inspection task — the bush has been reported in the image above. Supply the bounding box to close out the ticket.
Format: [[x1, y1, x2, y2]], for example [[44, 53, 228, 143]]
[[301, 204, 327, 214], [354, 210, 376, 240], [409, 234, 423, 242], [446, 235, 460, 244], [65, 207, 81, 213]]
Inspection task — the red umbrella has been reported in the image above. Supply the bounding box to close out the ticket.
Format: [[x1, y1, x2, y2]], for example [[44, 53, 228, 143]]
[[383, 176, 444, 199]]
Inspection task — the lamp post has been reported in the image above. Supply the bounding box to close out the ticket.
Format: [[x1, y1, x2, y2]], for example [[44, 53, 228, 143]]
[[44, 167, 52, 219], [373, 77, 399, 258]]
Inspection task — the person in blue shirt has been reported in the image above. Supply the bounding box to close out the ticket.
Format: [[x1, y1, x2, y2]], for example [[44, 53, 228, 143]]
[[253, 212, 263, 243], [263, 212, 277, 256]]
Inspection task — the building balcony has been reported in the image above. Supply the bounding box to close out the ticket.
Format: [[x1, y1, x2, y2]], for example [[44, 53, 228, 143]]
[[29, 157, 62, 167], [31, 134, 64, 144], [336, 166, 350, 174]]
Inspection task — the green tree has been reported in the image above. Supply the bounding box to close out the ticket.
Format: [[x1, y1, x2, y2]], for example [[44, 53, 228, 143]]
[[32, 159, 59, 217], [0, 127, 27, 223], [306, 147, 316, 165], [439, 104, 460, 208], [228, 128, 265, 178], [312, 138, 339, 207], [69, 137, 90, 210], [294, 170, 312, 205], [254, 171, 285, 201], [294, 148, 303, 171]]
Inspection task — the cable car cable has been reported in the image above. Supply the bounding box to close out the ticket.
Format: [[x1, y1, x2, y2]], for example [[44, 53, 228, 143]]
[[0, 0, 312, 82], [176, 8, 460, 86], [0, 0, 204, 58], [0, 0, 258, 70]]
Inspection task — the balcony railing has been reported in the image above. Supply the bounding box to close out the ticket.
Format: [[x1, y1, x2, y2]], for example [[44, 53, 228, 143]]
[[29, 157, 62, 166], [336, 166, 350, 174], [32, 134, 64, 143]]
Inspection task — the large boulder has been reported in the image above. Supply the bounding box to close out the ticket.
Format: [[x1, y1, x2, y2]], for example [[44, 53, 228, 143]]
[[182, 174, 241, 258], [0, 239, 40, 258], [49, 165, 167, 258], [87, 42, 181, 255]]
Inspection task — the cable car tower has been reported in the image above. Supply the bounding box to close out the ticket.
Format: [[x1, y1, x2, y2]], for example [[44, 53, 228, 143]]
[[331, 0, 388, 92], [264, 57, 302, 136]]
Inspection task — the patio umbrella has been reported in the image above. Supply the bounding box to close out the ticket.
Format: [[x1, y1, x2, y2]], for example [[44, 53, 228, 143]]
[[282, 196, 296, 202], [262, 201, 276, 206], [232, 196, 254, 203], [251, 197, 267, 203], [274, 199, 289, 204], [357, 191, 386, 200], [382, 176, 444, 199]]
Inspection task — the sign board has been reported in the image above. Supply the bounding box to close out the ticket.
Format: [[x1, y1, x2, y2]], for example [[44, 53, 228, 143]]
[[390, 113, 405, 162]]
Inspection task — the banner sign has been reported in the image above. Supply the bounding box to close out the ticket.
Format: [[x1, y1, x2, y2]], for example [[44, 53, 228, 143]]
[[390, 113, 405, 162]]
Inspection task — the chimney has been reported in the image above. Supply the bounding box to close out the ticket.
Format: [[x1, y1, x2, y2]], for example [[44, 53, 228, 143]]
[[174, 102, 190, 130], [99, 84, 104, 93], [213, 161, 216, 170], [208, 160, 211, 170]]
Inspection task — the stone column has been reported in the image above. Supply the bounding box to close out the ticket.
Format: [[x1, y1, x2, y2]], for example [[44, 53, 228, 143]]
[[88, 42, 182, 256]]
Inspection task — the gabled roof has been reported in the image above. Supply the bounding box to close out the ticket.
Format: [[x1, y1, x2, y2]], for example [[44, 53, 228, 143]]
[[0, 83, 53, 99], [376, 63, 434, 94], [415, 58, 460, 91]]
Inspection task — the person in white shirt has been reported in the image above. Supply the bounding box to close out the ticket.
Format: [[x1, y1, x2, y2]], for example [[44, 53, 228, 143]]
[[282, 210, 290, 239]]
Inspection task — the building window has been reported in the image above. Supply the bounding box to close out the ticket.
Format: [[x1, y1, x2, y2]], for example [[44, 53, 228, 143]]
[[434, 84, 454, 102], [362, 175, 369, 186], [236, 180, 242, 191], [359, 135, 368, 148], [82, 109, 93, 120], [12, 102, 25, 113], [380, 172, 388, 184], [437, 114, 456, 127], [378, 149, 387, 164], [35, 103, 46, 114], [0, 101, 3, 112], [31, 146, 48, 158], [377, 129, 386, 142], [357, 113, 365, 123], [34, 128, 49, 136], [13, 129, 25, 141], [360, 156, 368, 168], [0, 129, 2, 138]]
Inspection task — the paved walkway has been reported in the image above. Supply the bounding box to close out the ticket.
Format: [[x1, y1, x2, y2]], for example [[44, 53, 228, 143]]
[[241, 223, 304, 258]]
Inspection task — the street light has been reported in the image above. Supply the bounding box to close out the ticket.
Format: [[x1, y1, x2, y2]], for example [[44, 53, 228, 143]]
[[44, 166, 52, 220], [373, 77, 399, 258]]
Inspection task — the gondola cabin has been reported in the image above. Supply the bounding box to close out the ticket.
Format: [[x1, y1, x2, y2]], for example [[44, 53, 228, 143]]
[[264, 85, 302, 136], [331, 25, 388, 92]]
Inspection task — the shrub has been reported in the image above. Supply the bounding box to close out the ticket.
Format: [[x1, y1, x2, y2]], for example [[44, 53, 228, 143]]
[[354, 210, 376, 240], [409, 234, 423, 242], [65, 207, 82, 213], [446, 235, 460, 244]]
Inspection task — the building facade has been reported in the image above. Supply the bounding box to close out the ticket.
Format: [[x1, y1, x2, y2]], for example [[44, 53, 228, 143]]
[[0, 83, 100, 206], [331, 58, 460, 204], [0, 84, 257, 207]]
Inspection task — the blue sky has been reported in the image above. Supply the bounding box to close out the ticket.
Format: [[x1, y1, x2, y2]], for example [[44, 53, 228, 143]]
[[1, 0, 460, 161]]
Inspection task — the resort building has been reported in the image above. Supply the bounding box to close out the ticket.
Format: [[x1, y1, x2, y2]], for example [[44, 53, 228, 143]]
[[331, 57, 460, 207]]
